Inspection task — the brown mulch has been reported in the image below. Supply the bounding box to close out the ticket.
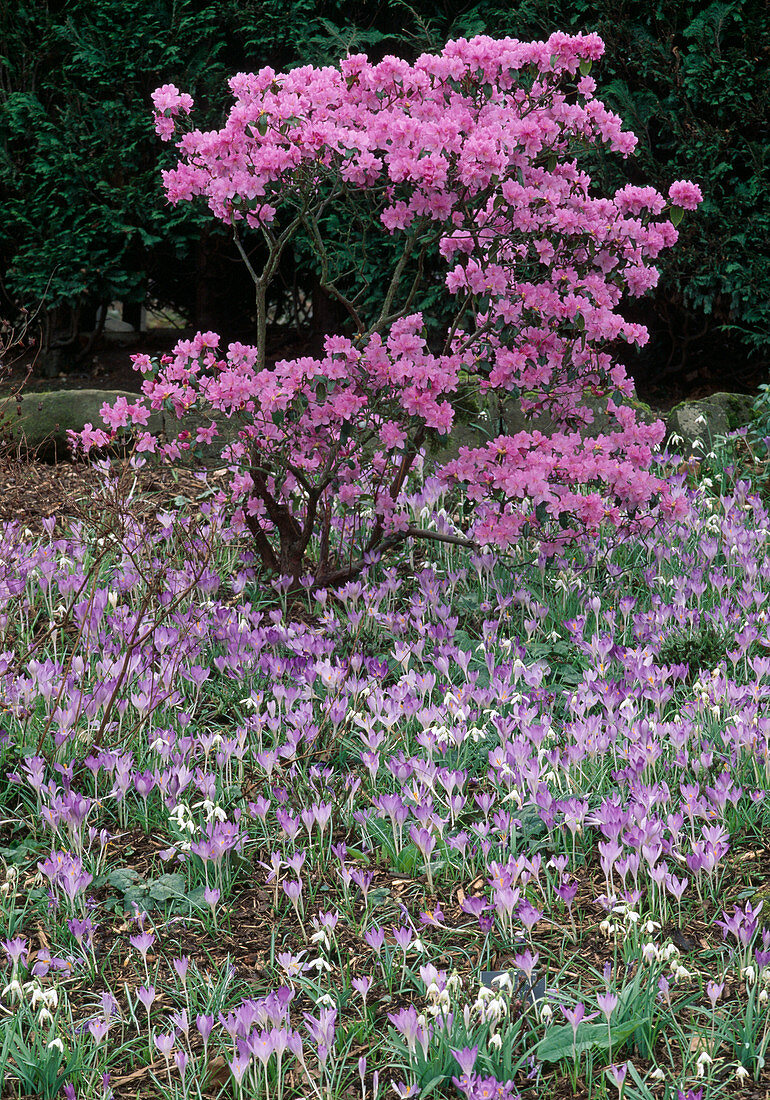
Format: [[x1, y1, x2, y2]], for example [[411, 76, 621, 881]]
[[0, 456, 217, 537]]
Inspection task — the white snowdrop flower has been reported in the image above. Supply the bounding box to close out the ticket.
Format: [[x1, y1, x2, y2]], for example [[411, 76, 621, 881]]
[[736, 1066, 751, 1082], [417, 1013, 428, 1030], [742, 966, 757, 986], [625, 911, 640, 925], [499, 638, 512, 652], [489, 1033, 503, 1051], [759, 989, 768, 1005], [426, 1003, 441, 1018], [310, 930, 330, 951], [308, 958, 332, 973], [492, 973, 514, 994], [662, 943, 680, 960], [108, 591, 119, 609], [436, 990, 451, 1011], [47, 1038, 64, 1053], [539, 1004, 553, 1023], [645, 920, 661, 934], [641, 943, 659, 964], [315, 993, 336, 1008], [476, 985, 495, 1001], [44, 988, 58, 1010], [412, 939, 425, 953], [446, 973, 462, 996], [5, 866, 17, 883], [673, 965, 691, 981], [425, 982, 440, 1002], [696, 1052, 712, 1076], [599, 920, 612, 938], [30, 988, 46, 1010], [3, 981, 22, 1002], [37, 1008, 54, 1027], [503, 789, 524, 808], [0, 883, 11, 898], [484, 998, 506, 1024], [649, 1068, 665, 1082]]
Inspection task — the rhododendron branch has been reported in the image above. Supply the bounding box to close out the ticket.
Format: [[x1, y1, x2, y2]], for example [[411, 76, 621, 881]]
[[374, 231, 420, 332], [376, 239, 434, 338], [365, 427, 428, 557], [249, 466, 301, 543], [404, 526, 477, 548], [318, 524, 477, 588], [232, 228, 260, 288], [243, 511, 280, 574], [300, 210, 364, 333], [442, 292, 474, 357], [453, 319, 498, 360], [235, 204, 312, 371]]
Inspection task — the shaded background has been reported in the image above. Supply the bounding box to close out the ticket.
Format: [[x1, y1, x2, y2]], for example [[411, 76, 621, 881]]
[[1, 0, 767, 405]]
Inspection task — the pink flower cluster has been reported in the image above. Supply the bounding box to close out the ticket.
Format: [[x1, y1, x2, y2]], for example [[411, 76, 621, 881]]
[[668, 181, 704, 211], [151, 83, 194, 142], [76, 33, 702, 578]]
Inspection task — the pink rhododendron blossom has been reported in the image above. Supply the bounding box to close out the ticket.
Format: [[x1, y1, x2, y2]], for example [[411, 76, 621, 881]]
[[72, 32, 701, 586], [668, 180, 704, 210]]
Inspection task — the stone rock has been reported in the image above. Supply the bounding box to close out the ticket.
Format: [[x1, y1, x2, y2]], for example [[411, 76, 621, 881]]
[[3, 389, 240, 464], [1, 390, 152, 462], [664, 392, 755, 457]]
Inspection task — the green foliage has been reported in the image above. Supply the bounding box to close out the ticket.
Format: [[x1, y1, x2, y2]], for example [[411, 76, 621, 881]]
[[0, 2, 222, 328], [750, 383, 770, 448], [656, 621, 732, 678], [102, 866, 195, 914]]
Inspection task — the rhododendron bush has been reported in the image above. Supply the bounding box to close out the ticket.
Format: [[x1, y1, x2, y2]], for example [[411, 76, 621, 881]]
[[73, 32, 701, 586]]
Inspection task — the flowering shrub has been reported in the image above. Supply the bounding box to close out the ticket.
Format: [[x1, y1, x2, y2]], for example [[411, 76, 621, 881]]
[[73, 33, 701, 586]]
